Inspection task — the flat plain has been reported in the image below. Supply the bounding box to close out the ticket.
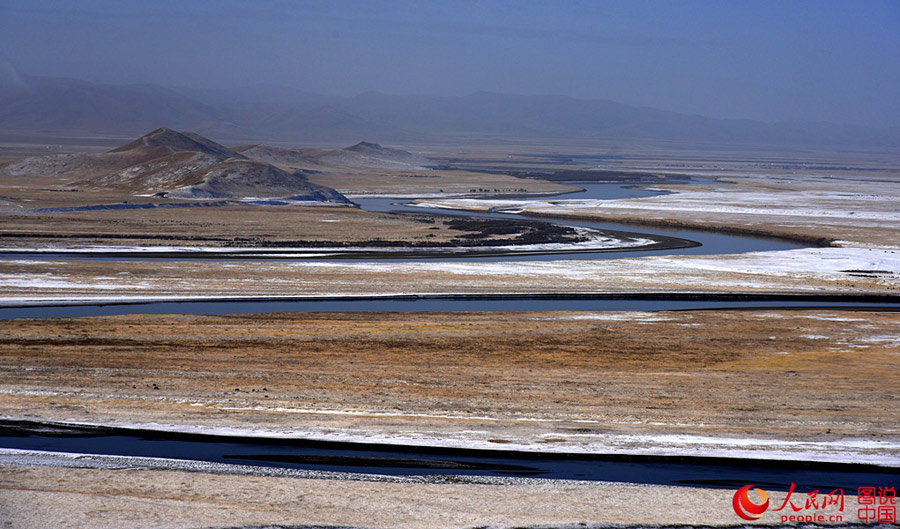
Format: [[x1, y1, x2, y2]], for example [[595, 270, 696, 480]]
[[1, 137, 898, 528]]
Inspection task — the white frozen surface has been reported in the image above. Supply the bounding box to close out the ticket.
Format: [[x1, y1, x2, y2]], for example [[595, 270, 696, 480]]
[[412, 190, 900, 223], [411, 182, 900, 250], [0, 225, 653, 255], [308, 247, 898, 285], [2, 417, 896, 467], [0, 277, 122, 290], [1, 247, 897, 303]]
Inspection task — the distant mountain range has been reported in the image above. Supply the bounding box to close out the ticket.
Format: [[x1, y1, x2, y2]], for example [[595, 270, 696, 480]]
[[2, 75, 898, 150]]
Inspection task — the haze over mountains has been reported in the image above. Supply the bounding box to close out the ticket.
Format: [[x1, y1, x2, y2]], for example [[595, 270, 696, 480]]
[[2, 75, 898, 150]]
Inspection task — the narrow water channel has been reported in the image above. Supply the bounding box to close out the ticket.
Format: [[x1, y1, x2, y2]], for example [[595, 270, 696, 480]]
[[0, 182, 803, 262], [2, 295, 898, 319], [1, 422, 896, 491], [351, 182, 804, 262], [2, 182, 894, 485]]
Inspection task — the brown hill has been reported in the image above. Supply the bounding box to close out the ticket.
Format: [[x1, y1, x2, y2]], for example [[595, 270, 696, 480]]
[[237, 141, 435, 172], [2, 128, 349, 202], [317, 141, 433, 170], [72, 128, 240, 193], [2, 128, 234, 185], [109, 127, 240, 159], [167, 159, 346, 202], [233, 144, 325, 169]]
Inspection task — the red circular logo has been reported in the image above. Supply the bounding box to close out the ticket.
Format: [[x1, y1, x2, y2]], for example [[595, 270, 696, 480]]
[[733, 484, 770, 520]]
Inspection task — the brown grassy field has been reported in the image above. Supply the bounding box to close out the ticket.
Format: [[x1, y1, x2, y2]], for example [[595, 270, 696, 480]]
[[1, 248, 893, 301], [0, 204, 529, 248], [2, 310, 897, 449], [1, 141, 898, 529]]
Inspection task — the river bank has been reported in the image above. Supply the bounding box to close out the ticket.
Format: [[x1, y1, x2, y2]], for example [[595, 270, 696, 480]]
[[4, 459, 844, 529]]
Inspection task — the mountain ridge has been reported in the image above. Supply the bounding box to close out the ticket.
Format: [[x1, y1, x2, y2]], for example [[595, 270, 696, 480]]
[[2, 76, 898, 150]]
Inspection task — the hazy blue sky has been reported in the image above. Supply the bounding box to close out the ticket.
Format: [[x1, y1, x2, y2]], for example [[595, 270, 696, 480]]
[[1, 0, 898, 127]]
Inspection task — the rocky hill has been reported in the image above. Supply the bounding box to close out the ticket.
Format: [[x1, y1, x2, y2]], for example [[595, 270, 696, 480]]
[[1, 128, 349, 202], [166, 158, 346, 202], [324, 141, 434, 169], [233, 144, 323, 168], [238, 141, 434, 171]]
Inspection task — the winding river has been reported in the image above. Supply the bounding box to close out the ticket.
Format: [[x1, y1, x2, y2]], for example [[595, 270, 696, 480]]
[[0, 182, 801, 263], [352, 182, 802, 262], [3, 182, 897, 317], [3, 181, 897, 318], [1, 181, 897, 487]]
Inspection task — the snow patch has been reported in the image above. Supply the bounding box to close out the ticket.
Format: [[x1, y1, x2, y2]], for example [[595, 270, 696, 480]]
[[5, 418, 897, 467]]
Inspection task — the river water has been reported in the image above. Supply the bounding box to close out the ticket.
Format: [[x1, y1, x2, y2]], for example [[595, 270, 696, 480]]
[[2, 182, 896, 484], [2, 181, 891, 318], [1, 424, 897, 490], [2, 296, 898, 319], [0, 182, 802, 263], [351, 182, 803, 262]]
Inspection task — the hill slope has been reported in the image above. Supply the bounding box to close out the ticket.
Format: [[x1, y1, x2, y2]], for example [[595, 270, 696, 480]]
[[317, 141, 434, 170], [1, 128, 349, 202], [233, 144, 324, 168]]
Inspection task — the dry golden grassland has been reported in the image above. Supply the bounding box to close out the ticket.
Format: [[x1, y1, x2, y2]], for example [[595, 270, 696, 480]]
[[2, 310, 897, 446], [1, 250, 894, 300], [1, 142, 898, 529], [0, 204, 513, 248]]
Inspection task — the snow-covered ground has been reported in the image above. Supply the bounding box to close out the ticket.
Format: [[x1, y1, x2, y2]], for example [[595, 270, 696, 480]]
[[0, 246, 897, 303], [1, 418, 895, 467], [411, 176, 900, 249], [328, 246, 898, 283], [414, 190, 900, 225], [1, 174, 897, 474], [0, 225, 654, 256]]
